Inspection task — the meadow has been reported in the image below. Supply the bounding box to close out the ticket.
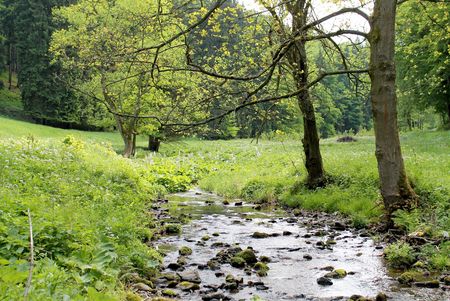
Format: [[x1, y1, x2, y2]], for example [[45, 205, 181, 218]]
[[0, 116, 449, 299]]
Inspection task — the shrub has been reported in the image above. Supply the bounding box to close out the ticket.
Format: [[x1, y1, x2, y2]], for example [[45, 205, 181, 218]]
[[384, 242, 416, 269]]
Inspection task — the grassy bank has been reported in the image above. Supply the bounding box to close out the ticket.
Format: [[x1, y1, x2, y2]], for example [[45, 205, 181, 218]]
[[0, 131, 206, 299]]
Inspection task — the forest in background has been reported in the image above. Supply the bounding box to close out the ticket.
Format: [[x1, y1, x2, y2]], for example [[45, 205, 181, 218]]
[[0, 0, 448, 139]]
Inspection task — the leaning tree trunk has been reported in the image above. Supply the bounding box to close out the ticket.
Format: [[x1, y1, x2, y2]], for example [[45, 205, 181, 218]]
[[369, 0, 417, 223], [289, 2, 326, 188]]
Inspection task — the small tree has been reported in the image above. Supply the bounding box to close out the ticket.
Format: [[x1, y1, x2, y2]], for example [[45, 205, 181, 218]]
[[51, 0, 220, 157]]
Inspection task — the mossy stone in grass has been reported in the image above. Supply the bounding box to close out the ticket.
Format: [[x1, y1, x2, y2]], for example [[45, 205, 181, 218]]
[[412, 261, 425, 268], [230, 256, 246, 268], [179, 246, 192, 256], [236, 248, 257, 264], [134, 283, 153, 291]]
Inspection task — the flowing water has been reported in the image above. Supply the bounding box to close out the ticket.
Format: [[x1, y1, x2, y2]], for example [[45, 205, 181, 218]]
[[152, 189, 449, 301]]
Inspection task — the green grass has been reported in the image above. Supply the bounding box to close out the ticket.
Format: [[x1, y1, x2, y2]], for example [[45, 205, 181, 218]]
[[0, 116, 150, 154], [178, 132, 449, 229]]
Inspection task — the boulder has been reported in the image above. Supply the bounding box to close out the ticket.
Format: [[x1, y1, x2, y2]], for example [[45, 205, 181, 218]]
[[178, 270, 201, 283], [317, 277, 333, 286]]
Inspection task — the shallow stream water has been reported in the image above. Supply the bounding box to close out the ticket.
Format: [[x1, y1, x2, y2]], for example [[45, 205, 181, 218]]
[[153, 189, 449, 301]]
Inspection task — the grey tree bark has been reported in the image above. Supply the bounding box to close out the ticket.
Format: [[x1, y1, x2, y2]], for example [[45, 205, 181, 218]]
[[368, 0, 417, 223]]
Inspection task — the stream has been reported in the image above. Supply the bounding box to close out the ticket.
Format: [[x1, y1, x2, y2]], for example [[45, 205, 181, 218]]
[[150, 189, 449, 301]]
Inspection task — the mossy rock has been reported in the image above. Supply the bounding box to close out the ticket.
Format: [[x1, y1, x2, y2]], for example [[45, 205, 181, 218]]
[[207, 260, 219, 270], [325, 269, 346, 279], [412, 261, 426, 269], [292, 209, 302, 216], [236, 248, 257, 264], [225, 274, 238, 283], [259, 255, 271, 263], [134, 283, 153, 291], [414, 280, 439, 288], [179, 246, 192, 256], [159, 272, 180, 282], [177, 256, 188, 266], [348, 295, 370, 301], [252, 232, 269, 239], [202, 235, 211, 241], [335, 269, 347, 278], [254, 262, 269, 277], [178, 281, 200, 291], [164, 224, 181, 235], [230, 256, 246, 268], [443, 275, 450, 285], [212, 232, 220, 237], [126, 292, 143, 301], [162, 289, 178, 297], [398, 271, 421, 284]]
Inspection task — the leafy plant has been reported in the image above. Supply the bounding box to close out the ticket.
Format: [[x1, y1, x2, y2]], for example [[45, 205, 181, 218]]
[[384, 242, 416, 269]]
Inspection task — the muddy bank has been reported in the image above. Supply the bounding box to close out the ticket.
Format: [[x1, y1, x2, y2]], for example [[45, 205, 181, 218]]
[[144, 189, 449, 301]]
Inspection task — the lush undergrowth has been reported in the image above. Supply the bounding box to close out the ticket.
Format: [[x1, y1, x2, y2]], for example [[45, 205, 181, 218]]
[[0, 134, 206, 299]]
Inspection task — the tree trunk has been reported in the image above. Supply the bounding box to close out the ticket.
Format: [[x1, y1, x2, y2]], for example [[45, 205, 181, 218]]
[[8, 43, 13, 90], [288, 2, 326, 188], [447, 101, 450, 125], [297, 93, 325, 188], [122, 132, 136, 158], [369, 0, 417, 223], [148, 135, 161, 152]]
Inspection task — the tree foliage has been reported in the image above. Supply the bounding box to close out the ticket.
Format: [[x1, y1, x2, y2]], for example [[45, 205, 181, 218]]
[[396, 0, 450, 126]]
